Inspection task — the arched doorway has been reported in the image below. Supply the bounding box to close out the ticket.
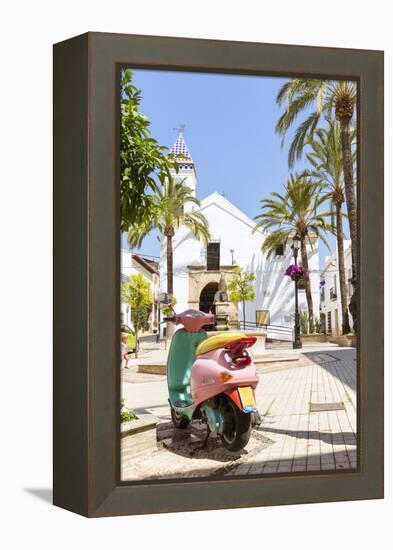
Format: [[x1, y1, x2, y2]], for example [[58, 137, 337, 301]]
[[199, 282, 218, 330], [199, 282, 218, 313]]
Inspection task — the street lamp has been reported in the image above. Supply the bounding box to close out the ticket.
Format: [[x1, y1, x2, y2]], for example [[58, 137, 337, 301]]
[[230, 249, 235, 265], [292, 234, 302, 349]]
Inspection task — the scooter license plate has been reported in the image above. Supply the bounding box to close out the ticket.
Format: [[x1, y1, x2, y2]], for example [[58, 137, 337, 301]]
[[238, 387, 256, 411]]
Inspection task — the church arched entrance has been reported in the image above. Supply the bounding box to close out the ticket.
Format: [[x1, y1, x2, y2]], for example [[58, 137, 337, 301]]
[[199, 282, 218, 330], [199, 282, 218, 314], [188, 266, 239, 327]]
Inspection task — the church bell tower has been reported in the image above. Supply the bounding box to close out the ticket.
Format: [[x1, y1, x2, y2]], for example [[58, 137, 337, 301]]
[[170, 128, 197, 201]]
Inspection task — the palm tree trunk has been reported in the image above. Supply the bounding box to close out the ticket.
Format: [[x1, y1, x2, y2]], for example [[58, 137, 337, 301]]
[[300, 237, 314, 333], [166, 233, 174, 338], [336, 203, 350, 334], [166, 234, 173, 298], [340, 121, 357, 328]]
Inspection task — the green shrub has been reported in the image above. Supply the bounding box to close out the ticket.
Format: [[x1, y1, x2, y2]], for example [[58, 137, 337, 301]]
[[299, 312, 323, 334], [300, 311, 309, 335], [313, 315, 322, 333], [120, 399, 137, 423]]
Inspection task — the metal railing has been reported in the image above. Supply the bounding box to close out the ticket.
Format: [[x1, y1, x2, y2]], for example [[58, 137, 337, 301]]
[[228, 320, 294, 341]]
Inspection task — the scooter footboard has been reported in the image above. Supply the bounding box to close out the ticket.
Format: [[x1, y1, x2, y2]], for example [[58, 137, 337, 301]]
[[225, 387, 257, 413]]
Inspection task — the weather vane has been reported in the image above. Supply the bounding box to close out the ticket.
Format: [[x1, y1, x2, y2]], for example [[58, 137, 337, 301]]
[[173, 124, 186, 133]]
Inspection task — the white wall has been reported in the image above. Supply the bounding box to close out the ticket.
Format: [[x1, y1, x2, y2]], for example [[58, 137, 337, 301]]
[[174, 167, 197, 204], [320, 241, 354, 334], [160, 192, 320, 328]]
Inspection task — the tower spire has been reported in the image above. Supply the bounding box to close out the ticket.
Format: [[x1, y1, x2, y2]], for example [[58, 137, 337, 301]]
[[171, 127, 194, 169], [169, 126, 197, 198]]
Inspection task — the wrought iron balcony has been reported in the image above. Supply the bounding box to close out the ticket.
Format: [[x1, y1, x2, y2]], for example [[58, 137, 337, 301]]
[[329, 288, 337, 300]]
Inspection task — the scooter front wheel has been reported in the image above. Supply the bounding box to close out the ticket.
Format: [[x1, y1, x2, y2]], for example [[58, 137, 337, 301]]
[[220, 397, 252, 451], [170, 405, 190, 429]]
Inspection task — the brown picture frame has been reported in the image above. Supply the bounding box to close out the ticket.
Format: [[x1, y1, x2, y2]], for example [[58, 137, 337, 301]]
[[53, 32, 384, 517]]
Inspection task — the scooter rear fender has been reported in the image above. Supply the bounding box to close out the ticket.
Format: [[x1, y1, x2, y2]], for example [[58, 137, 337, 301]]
[[225, 388, 243, 410], [225, 387, 256, 412]]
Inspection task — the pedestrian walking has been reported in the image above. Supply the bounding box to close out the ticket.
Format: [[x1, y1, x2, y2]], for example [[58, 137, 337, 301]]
[[121, 336, 129, 368]]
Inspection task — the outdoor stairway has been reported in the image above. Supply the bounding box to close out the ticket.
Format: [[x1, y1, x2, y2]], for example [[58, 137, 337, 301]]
[[266, 341, 340, 350]]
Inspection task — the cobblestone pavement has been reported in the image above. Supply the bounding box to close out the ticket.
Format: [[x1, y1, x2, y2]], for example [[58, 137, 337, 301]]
[[121, 348, 357, 481]]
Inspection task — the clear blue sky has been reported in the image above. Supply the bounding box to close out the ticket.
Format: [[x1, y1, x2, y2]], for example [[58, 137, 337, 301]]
[[122, 68, 342, 270]]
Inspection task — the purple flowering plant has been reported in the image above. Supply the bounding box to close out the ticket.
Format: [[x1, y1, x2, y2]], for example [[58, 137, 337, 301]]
[[285, 264, 308, 280]]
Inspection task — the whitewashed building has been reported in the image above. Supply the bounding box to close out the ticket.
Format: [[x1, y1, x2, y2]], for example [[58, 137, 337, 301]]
[[120, 251, 160, 330], [320, 240, 354, 335], [159, 131, 320, 335]]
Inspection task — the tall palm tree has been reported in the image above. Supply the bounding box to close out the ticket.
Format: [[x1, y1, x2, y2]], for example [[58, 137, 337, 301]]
[[128, 176, 210, 306], [253, 174, 334, 333], [304, 121, 356, 334], [275, 79, 357, 326]]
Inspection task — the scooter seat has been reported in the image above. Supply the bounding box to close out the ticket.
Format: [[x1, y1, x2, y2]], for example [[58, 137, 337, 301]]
[[196, 332, 246, 356]]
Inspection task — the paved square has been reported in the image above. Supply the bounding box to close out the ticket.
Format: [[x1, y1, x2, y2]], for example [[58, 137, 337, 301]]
[[121, 347, 357, 480], [227, 349, 357, 476]]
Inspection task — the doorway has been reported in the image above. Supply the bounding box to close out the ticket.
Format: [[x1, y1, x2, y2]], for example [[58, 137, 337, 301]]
[[199, 282, 218, 330], [199, 282, 218, 313]]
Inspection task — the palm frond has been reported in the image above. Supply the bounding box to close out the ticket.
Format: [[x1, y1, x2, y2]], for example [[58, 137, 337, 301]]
[[254, 172, 334, 257], [288, 111, 321, 167]]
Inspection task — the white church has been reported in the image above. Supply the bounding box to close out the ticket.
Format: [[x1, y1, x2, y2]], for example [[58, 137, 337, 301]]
[[159, 131, 320, 335]]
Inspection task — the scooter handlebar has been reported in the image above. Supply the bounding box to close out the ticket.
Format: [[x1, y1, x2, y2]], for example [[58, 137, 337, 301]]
[[163, 316, 176, 322]]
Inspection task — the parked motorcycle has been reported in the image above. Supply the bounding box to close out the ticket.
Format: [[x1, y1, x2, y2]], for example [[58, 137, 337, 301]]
[[163, 304, 260, 451]]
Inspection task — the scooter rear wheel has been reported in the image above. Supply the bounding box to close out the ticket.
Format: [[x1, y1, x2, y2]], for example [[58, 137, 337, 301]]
[[170, 406, 190, 429], [220, 397, 252, 451]]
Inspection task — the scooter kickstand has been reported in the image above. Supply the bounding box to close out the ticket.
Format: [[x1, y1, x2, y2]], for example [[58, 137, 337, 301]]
[[190, 426, 211, 454], [201, 426, 211, 449], [200, 426, 210, 449]]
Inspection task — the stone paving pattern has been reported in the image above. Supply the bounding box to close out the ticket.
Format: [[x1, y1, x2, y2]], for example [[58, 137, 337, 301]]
[[121, 347, 357, 481], [230, 350, 356, 476]]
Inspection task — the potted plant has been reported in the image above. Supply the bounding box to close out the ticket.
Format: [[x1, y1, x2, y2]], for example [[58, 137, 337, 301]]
[[285, 264, 308, 282]]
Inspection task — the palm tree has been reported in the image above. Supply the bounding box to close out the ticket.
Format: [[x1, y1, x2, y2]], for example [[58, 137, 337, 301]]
[[253, 174, 335, 333], [304, 121, 356, 334], [275, 79, 357, 326], [128, 176, 210, 307]]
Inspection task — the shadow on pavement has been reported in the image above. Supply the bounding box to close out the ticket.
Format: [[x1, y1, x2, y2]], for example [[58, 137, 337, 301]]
[[156, 421, 272, 464], [256, 426, 356, 444], [302, 348, 357, 391]]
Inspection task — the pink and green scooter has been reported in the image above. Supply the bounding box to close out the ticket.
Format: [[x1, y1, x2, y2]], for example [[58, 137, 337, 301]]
[[163, 303, 260, 451]]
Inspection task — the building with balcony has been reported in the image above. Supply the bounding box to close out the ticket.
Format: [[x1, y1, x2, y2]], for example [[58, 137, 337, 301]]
[[320, 240, 354, 335]]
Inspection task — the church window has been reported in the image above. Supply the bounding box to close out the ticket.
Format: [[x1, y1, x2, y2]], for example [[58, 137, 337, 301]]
[[275, 244, 285, 256], [206, 242, 220, 271]]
